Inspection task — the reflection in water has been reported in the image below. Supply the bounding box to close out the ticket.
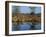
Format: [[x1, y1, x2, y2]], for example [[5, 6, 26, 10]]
[[12, 22, 41, 31]]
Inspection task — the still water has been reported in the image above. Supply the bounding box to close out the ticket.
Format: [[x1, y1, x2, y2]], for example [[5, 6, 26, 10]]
[[12, 22, 41, 31]]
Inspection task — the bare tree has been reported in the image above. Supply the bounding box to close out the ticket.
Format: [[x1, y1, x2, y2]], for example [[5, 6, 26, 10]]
[[29, 7, 36, 30]]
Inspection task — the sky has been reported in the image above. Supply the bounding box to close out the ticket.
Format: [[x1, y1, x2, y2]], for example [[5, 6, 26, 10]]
[[12, 6, 41, 14]]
